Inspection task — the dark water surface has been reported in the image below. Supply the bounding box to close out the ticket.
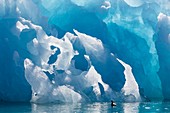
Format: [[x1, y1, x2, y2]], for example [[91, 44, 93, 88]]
[[0, 102, 170, 113]]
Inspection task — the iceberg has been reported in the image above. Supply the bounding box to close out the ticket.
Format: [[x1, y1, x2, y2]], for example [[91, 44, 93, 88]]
[[0, 0, 170, 102]]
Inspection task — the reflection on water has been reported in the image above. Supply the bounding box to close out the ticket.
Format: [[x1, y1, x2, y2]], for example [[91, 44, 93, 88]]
[[123, 102, 139, 113], [0, 102, 170, 113]]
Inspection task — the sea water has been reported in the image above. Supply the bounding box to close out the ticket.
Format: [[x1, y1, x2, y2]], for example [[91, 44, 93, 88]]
[[0, 102, 170, 113]]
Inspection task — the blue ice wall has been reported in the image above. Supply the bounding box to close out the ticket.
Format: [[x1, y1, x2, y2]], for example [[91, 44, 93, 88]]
[[106, 23, 162, 100], [47, 0, 109, 41], [0, 0, 170, 102], [155, 13, 170, 100], [0, 18, 31, 102]]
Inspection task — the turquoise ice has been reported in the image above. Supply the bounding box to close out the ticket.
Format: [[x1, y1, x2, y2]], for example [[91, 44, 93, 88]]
[[0, 0, 170, 102]]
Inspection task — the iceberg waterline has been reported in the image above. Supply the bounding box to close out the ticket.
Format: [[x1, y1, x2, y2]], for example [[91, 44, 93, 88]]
[[0, 0, 169, 103]]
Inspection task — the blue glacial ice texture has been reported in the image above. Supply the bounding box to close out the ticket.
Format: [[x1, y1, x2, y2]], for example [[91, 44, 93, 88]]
[[0, 18, 31, 102], [106, 23, 162, 100], [100, 0, 165, 100], [0, 0, 170, 102], [43, 0, 109, 40], [155, 13, 170, 100], [71, 30, 125, 92]]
